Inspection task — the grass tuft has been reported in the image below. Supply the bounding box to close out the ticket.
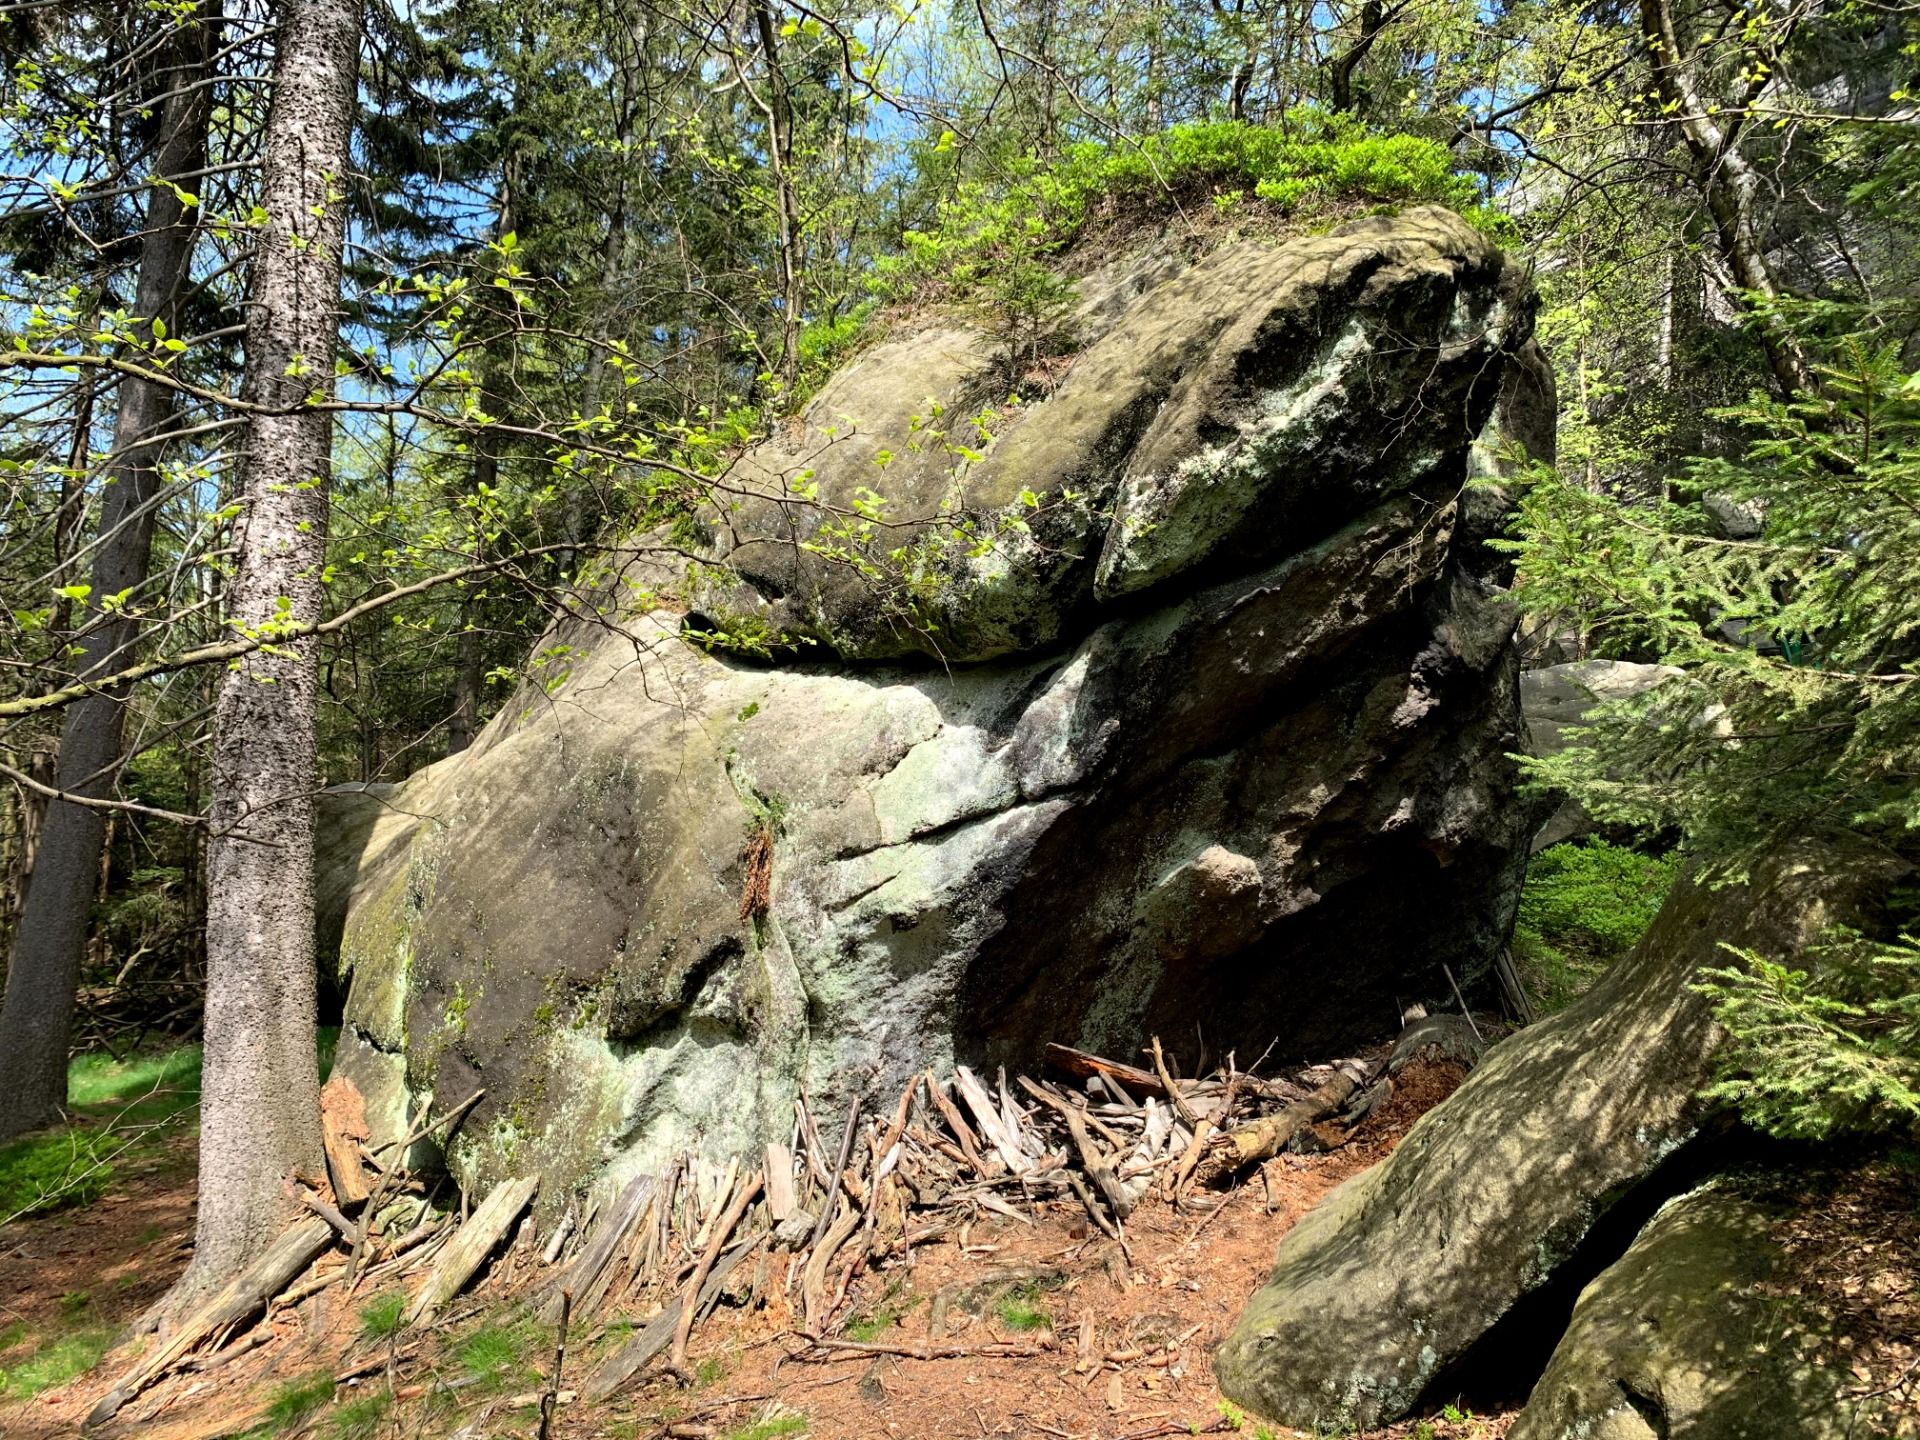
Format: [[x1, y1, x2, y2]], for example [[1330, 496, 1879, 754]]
[[721, 1413, 807, 1440], [0, 1326, 114, 1400], [357, 1291, 407, 1341], [266, 1372, 337, 1430], [994, 1282, 1051, 1333], [454, 1318, 540, 1394], [327, 1389, 390, 1440]]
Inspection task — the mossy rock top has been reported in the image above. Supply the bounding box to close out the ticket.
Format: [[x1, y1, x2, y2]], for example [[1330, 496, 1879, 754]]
[[694, 206, 1532, 662]]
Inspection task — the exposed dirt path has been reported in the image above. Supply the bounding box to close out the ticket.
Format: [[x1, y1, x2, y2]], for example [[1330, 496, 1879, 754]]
[[1, 1064, 1522, 1440]]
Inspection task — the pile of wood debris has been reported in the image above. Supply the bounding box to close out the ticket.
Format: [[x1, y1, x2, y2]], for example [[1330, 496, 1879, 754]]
[[83, 1015, 1483, 1430]]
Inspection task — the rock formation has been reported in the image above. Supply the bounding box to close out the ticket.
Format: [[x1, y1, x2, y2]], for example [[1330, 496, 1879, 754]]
[[1509, 1179, 1853, 1440], [1214, 838, 1911, 1433], [324, 207, 1546, 1200]]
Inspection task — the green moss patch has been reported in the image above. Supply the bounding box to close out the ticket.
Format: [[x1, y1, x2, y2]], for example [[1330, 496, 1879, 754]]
[[1514, 838, 1678, 1012]]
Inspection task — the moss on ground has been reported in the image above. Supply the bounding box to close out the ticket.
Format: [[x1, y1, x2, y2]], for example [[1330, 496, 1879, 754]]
[[1513, 838, 1677, 1012]]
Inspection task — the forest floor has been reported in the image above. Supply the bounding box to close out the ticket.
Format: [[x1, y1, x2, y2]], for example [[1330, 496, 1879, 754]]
[[0, 1048, 1521, 1440]]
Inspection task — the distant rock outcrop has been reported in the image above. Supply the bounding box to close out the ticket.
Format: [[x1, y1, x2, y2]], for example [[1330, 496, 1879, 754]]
[[322, 207, 1547, 1200]]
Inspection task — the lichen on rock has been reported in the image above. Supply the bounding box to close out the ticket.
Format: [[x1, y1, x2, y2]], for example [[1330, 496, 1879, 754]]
[[321, 205, 1549, 1207]]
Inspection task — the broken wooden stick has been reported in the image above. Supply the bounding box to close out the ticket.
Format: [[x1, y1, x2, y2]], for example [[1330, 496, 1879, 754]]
[[670, 1167, 763, 1376], [404, 1173, 538, 1325], [536, 1290, 572, 1440], [792, 1331, 1052, 1361], [1149, 1037, 1199, 1127], [1043, 1043, 1168, 1099], [86, 1215, 336, 1427]]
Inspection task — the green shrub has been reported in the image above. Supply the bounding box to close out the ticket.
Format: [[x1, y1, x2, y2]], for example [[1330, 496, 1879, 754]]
[[882, 114, 1476, 313], [1514, 839, 1677, 1012]]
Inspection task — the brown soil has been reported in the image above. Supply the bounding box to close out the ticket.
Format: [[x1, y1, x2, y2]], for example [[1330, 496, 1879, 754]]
[[1763, 1159, 1920, 1437], [0, 1062, 1509, 1440]]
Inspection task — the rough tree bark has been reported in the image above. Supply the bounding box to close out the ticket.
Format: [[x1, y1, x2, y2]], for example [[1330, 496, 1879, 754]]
[[0, 12, 216, 1141], [170, 0, 362, 1304]]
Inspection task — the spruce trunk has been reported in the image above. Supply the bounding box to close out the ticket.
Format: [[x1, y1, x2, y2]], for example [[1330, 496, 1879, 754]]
[[174, 0, 361, 1302]]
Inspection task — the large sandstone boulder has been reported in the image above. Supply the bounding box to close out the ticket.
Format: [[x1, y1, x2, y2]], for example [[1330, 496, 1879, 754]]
[[1214, 840, 1910, 1432], [326, 207, 1545, 1200], [1510, 1180, 1853, 1440]]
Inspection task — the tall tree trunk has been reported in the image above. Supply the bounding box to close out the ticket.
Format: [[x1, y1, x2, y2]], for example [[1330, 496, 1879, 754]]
[[1638, 0, 1813, 397], [0, 12, 215, 1142], [751, 0, 803, 398], [172, 0, 361, 1304], [447, 184, 515, 757]]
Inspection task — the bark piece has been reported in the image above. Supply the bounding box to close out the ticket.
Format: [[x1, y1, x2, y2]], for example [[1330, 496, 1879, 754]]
[[319, 1075, 372, 1209], [765, 1144, 796, 1221], [406, 1174, 538, 1324], [86, 1216, 335, 1426]]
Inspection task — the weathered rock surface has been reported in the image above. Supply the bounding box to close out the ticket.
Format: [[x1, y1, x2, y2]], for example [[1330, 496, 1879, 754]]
[[1520, 659, 1685, 849], [326, 208, 1546, 1201], [1214, 840, 1910, 1433], [1509, 1181, 1850, 1440]]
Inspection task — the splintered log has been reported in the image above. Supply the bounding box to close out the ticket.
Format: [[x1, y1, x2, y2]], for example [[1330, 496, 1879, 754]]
[[538, 1173, 650, 1323], [581, 1238, 762, 1402], [1196, 1061, 1371, 1183], [319, 1074, 373, 1209], [669, 1168, 762, 1373], [86, 1215, 337, 1427], [1043, 1043, 1168, 1099], [406, 1174, 538, 1325]]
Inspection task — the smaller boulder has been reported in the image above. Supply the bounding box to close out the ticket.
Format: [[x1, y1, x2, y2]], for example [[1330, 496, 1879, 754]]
[[1510, 1180, 1850, 1440], [1520, 661, 1683, 849]]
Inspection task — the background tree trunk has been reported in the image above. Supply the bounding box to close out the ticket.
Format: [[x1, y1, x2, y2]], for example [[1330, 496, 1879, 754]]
[[0, 12, 215, 1142], [174, 0, 361, 1304], [1638, 0, 1813, 397]]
